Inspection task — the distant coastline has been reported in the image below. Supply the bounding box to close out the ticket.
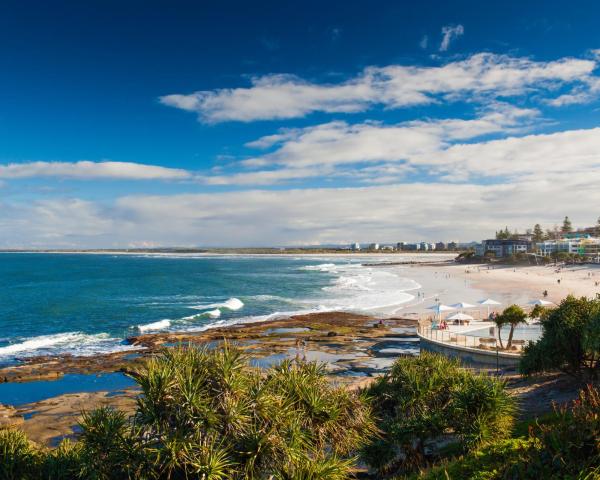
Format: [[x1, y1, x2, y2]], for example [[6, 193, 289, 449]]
[[0, 247, 462, 255]]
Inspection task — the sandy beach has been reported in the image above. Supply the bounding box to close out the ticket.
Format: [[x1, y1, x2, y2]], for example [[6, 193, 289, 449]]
[[450, 263, 600, 304]]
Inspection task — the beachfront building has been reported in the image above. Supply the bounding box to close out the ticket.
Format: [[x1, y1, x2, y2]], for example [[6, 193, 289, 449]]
[[351, 242, 361, 251], [436, 241, 447, 250], [536, 236, 600, 261], [420, 241, 430, 251], [368, 243, 380, 251], [480, 239, 532, 257]]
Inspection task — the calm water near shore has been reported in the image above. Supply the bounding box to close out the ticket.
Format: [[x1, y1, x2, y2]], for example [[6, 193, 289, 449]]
[[0, 373, 136, 405]]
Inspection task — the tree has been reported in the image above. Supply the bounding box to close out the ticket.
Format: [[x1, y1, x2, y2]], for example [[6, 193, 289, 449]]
[[520, 296, 600, 379], [496, 227, 511, 240], [491, 312, 508, 349], [561, 216, 573, 234], [363, 352, 515, 476], [533, 224, 544, 242], [498, 305, 527, 350]]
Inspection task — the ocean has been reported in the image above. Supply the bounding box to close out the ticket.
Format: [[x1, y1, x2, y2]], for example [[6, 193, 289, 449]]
[[0, 253, 431, 364]]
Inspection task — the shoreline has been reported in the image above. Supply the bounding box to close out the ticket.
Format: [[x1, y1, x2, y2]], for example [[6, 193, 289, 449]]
[[3, 262, 599, 446], [3, 261, 599, 385]]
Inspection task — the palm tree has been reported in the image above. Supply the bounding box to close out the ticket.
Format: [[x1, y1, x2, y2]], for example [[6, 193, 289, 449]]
[[491, 313, 508, 349], [499, 305, 527, 350]]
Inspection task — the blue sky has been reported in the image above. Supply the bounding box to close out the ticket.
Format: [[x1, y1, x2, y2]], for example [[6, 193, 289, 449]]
[[1, 0, 600, 247]]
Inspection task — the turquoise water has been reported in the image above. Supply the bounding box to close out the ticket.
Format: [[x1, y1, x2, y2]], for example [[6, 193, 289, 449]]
[[0, 253, 422, 364], [0, 253, 338, 364]]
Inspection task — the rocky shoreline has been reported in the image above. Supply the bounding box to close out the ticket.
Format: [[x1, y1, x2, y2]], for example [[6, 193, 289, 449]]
[[0, 307, 587, 448], [0, 311, 419, 384], [0, 311, 422, 446]]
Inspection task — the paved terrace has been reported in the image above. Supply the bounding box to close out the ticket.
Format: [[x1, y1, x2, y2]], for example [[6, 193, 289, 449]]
[[417, 321, 528, 353]]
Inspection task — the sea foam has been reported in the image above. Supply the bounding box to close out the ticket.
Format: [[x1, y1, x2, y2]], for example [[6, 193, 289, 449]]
[[137, 319, 171, 332], [0, 332, 141, 359], [189, 297, 244, 311]]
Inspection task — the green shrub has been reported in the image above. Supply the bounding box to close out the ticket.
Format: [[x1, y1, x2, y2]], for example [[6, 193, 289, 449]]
[[119, 346, 369, 477], [0, 428, 42, 480], [527, 384, 600, 478], [406, 437, 535, 480], [363, 352, 516, 476], [411, 384, 600, 480], [42, 439, 84, 480], [520, 296, 600, 379], [0, 345, 377, 479], [78, 344, 376, 479]]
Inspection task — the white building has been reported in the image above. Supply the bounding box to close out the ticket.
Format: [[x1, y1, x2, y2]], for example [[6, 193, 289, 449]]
[[351, 242, 361, 251], [537, 237, 600, 259], [368, 243, 380, 251]]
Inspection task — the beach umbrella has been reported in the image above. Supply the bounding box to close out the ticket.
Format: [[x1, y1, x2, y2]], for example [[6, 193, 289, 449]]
[[479, 298, 501, 317], [528, 299, 554, 306], [428, 304, 455, 313], [452, 302, 477, 310], [447, 312, 474, 321], [428, 304, 455, 320]]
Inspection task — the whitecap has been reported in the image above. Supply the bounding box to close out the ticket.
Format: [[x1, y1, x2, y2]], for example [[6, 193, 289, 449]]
[[137, 319, 171, 332], [189, 297, 244, 311], [300, 263, 337, 272], [0, 332, 142, 359]]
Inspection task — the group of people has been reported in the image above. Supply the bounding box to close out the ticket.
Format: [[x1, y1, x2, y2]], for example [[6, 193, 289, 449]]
[[436, 320, 449, 330]]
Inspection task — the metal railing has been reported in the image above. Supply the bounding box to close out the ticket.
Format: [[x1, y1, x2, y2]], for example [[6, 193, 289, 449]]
[[418, 324, 525, 353]]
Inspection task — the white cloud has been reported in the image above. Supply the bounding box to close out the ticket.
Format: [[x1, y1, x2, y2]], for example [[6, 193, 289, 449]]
[[545, 76, 600, 106], [236, 104, 538, 170], [440, 24, 464, 52], [191, 111, 600, 188], [419, 35, 428, 49], [423, 127, 600, 179], [3, 170, 600, 248], [0, 161, 191, 180], [160, 53, 597, 122]]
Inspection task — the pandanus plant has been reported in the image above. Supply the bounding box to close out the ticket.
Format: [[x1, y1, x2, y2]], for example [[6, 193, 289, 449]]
[[72, 343, 376, 479]]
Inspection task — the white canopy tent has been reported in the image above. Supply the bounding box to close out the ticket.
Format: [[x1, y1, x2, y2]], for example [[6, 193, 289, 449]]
[[447, 312, 474, 323], [428, 304, 455, 320], [479, 298, 501, 318], [452, 302, 477, 310], [529, 299, 555, 306]]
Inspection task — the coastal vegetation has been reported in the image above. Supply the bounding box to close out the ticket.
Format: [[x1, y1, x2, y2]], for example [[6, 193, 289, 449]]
[[362, 352, 515, 476], [0, 344, 376, 479], [0, 345, 598, 479], [408, 384, 600, 479], [520, 295, 600, 379]]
